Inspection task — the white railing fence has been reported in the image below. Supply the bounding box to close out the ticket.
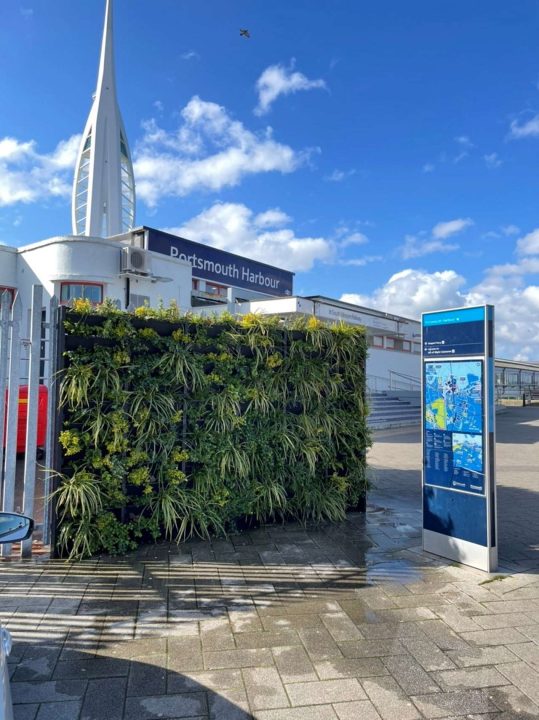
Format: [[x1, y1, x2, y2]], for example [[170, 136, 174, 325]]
[[367, 371, 421, 394], [388, 370, 421, 392], [0, 286, 58, 558]]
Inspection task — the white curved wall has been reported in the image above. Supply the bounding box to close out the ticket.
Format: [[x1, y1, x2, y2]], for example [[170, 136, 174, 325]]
[[16, 235, 192, 312]]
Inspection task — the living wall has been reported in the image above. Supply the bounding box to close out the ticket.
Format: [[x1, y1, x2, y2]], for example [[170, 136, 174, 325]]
[[54, 300, 370, 558]]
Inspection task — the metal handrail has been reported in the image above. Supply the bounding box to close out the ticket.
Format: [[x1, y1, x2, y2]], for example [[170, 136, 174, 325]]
[[389, 370, 421, 391], [389, 369, 421, 385], [367, 371, 421, 393]]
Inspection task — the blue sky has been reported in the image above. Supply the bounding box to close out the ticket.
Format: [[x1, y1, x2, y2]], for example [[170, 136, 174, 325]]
[[2, 0, 539, 359]]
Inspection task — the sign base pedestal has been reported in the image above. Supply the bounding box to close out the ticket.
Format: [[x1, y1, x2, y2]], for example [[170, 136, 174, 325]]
[[423, 529, 497, 573]]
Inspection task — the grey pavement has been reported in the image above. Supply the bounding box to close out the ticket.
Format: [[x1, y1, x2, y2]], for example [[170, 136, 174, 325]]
[[0, 405, 538, 719]]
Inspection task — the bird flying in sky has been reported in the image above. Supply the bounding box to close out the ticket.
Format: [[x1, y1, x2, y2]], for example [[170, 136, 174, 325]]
[[240, 29, 250, 38]]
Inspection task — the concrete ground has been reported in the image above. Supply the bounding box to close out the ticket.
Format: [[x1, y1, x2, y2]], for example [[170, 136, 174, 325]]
[[0, 406, 538, 719]]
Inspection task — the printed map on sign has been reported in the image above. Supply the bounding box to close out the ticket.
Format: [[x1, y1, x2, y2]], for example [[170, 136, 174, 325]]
[[452, 433, 483, 474], [425, 361, 482, 433]]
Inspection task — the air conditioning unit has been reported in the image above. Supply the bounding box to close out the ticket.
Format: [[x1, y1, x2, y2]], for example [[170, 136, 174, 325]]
[[121, 246, 151, 275]]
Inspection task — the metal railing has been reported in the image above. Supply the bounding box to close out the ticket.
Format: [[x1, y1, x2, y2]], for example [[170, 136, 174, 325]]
[[367, 371, 421, 393], [496, 384, 539, 404], [389, 370, 421, 391], [0, 286, 57, 558]]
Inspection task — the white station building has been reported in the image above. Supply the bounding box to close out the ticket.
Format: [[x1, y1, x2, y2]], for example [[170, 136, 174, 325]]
[[0, 0, 422, 393], [0, 228, 422, 392]]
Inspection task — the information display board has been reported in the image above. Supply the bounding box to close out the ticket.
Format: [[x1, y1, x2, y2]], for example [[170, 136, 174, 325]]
[[422, 306, 497, 572]]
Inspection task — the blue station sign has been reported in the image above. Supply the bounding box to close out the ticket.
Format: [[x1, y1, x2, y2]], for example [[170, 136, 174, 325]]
[[146, 228, 294, 297]]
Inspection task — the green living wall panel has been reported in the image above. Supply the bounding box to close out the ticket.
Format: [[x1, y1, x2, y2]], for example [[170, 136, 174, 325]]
[[54, 302, 370, 558]]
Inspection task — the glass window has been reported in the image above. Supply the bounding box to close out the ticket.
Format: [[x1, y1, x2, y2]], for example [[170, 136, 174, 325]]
[[372, 335, 383, 347], [403, 340, 411, 351], [385, 337, 395, 349], [60, 283, 103, 304], [206, 283, 228, 297], [0, 286, 15, 307]]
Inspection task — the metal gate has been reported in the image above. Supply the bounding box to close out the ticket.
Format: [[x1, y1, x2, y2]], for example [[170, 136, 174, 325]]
[[0, 286, 58, 558]]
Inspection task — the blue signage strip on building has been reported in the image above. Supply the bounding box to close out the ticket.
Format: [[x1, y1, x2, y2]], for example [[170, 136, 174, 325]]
[[421, 305, 496, 571], [146, 228, 294, 297]]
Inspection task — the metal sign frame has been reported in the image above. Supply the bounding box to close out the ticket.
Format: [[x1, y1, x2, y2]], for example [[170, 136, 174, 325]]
[[421, 305, 497, 572]]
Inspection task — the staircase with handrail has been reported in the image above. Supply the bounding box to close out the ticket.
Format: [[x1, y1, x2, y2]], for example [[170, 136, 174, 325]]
[[367, 371, 421, 429]]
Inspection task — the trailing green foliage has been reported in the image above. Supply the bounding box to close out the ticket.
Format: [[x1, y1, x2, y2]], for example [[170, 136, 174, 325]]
[[56, 301, 370, 558]]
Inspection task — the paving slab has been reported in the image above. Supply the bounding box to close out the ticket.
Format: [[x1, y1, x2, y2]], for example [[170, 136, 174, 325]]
[[2, 407, 539, 719]]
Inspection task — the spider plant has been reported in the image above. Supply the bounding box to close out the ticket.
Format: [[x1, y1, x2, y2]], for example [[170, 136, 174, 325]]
[[128, 380, 179, 446], [52, 469, 105, 520], [57, 518, 101, 560], [154, 344, 205, 391], [251, 478, 287, 520], [245, 385, 275, 415], [203, 386, 242, 434], [216, 438, 251, 480], [60, 356, 94, 409]]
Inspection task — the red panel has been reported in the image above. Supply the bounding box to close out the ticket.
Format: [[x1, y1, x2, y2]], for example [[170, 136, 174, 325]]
[[3, 385, 48, 453]]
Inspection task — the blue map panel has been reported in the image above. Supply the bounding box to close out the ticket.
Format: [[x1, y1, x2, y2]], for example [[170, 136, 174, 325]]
[[425, 361, 482, 434], [424, 361, 485, 495], [452, 433, 482, 473]]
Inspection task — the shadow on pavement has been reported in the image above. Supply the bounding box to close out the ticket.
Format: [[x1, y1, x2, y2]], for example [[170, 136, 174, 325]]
[[10, 650, 253, 719], [10, 648, 539, 720]]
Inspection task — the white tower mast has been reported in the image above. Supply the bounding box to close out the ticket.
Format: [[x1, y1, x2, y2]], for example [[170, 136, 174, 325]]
[[72, 0, 136, 237]]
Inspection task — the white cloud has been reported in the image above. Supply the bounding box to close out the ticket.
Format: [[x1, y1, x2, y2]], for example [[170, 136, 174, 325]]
[[432, 217, 474, 239], [254, 60, 326, 116], [453, 151, 468, 164], [487, 257, 539, 276], [502, 224, 520, 236], [339, 232, 369, 248], [422, 163, 435, 173], [341, 251, 539, 360], [165, 202, 332, 272], [522, 286, 539, 309], [398, 218, 473, 258], [340, 255, 382, 267], [134, 96, 315, 206], [341, 269, 466, 320], [0, 134, 80, 207], [401, 235, 459, 259], [509, 114, 539, 139], [484, 152, 502, 169], [466, 267, 539, 360], [455, 135, 474, 148], [253, 209, 291, 228], [180, 50, 200, 61], [517, 228, 539, 255], [325, 168, 356, 182]]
